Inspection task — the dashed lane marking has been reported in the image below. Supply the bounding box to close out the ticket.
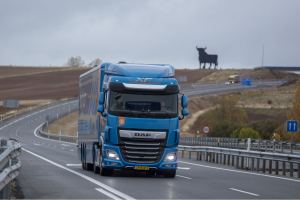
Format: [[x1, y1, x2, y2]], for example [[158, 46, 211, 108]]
[[229, 188, 259, 197], [177, 167, 190, 170], [176, 175, 192, 180], [95, 188, 122, 200], [66, 164, 81, 167]]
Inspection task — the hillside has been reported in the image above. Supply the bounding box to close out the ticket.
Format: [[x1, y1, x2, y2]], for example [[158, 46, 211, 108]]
[[0, 66, 89, 100], [197, 68, 298, 84]]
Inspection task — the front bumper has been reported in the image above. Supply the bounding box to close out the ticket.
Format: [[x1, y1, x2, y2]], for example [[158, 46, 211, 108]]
[[102, 144, 177, 170]]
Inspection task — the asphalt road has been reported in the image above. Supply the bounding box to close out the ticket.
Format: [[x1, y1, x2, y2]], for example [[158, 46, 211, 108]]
[[1, 80, 299, 199], [184, 80, 285, 96]]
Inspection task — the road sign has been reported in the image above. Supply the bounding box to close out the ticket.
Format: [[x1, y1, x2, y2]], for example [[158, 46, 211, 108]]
[[287, 120, 298, 133], [203, 126, 210, 134]]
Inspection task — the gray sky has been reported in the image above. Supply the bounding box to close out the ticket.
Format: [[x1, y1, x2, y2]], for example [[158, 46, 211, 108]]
[[0, 0, 300, 69]]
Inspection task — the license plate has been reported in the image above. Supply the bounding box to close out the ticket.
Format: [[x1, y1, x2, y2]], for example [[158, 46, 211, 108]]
[[134, 166, 150, 170]]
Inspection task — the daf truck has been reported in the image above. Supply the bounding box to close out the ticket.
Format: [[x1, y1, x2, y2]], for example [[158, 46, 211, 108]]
[[78, 61, 188, 177]]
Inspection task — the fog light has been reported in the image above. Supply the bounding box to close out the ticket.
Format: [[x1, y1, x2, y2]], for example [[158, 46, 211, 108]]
[[106, 149, 120, 160], [164, 152, 176, 162]]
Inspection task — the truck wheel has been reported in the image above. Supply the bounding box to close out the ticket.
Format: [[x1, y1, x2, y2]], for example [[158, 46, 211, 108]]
[[100, 167, 113, 176], [159, 170, 176, 178], [93, 145, 100, 174], [99, 150, 113, 176]]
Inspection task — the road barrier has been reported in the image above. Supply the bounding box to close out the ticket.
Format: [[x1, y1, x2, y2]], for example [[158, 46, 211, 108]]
[[0, 139, 22, 199], [37, 122, 77, 144], [179, 145, 300, 178], [180, 136, 300, 154]]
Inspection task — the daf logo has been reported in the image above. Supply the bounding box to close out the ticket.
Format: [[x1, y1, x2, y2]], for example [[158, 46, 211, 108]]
[[136, 78, 152, 83], [134, 132, 151, 137]]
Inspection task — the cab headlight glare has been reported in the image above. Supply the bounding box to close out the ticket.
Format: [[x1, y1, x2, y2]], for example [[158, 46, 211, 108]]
[[106, 149, 120, 160], [164, 152, 176, 162]]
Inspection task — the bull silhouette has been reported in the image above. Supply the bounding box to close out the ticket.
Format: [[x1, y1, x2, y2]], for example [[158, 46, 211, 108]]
[[196, 46, 218, 69]]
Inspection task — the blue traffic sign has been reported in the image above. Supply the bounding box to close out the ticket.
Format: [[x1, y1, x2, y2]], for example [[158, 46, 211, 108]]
[[287, 120, 298, 133]]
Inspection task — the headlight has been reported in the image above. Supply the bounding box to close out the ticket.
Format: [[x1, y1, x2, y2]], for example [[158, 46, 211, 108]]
[[106, 149, 120, 160], [164, 152, 176, 162]]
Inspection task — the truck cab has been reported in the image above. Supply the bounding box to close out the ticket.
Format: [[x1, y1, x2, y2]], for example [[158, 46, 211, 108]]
[[78, 62, 188, 177]]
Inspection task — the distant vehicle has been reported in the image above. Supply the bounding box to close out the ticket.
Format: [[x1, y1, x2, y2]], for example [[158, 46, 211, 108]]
[[78, 61, 189, 177], [227, 75, 240, 84]]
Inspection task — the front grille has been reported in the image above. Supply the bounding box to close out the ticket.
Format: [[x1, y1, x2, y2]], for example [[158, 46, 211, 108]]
[[119, 137, 165, 164]]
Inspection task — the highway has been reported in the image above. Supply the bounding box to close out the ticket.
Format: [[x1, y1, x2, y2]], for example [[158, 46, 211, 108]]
[[1, 81, 300, 199], [183, 80, 285, 96]]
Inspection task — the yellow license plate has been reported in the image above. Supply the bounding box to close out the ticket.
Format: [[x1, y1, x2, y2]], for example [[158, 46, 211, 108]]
[[134, 166, 150, 170]]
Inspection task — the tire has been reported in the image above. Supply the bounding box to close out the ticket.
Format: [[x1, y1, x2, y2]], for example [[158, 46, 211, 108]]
[[100, 167, 113, 176], [146, 170, 156, 176], [81, 143, 87, 170], [158, 169, 176, 178], [93, 145, 100, 174], [86, 163, 94, 171], [82, 162, 87, 170]]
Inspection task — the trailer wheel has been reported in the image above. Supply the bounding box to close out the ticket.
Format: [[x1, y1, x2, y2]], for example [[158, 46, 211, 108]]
[[86, 163, 94, 171], [81, 143, 87, 170]]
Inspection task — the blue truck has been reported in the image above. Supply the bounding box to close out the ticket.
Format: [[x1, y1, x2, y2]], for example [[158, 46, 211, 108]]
[[78, 60, 188, 177]]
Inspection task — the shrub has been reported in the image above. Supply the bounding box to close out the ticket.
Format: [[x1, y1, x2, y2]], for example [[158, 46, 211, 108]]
[[232, 127, 260, 139], [251, 120, 277, 139]]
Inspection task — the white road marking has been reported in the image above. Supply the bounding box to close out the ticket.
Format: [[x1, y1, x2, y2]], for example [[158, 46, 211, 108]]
[[176, 175, 192, 180], [70, 149, 75, 152], [179, 161, 300, 183], [95, 188, 122, 200], [23, 148, 135, 200], [34, 122, 76, 146], [33, 143, 41, 146], [61, 144, 70, 147], [229, 188, 259, 196], [66, 164, 81, 167], [177, 167, 190, 170]]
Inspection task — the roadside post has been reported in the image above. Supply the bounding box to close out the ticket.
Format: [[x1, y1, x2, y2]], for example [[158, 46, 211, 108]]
[[246, 138, 251, 168]]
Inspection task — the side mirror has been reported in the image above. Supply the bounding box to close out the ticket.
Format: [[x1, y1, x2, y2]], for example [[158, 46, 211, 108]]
[[97, 105, 104, 113], [182, 108, 189, 117], [98, 92, 107, 117], [181, 95, 188, 109], [99, 92, 105, 105], [179, 95, 189, 120]]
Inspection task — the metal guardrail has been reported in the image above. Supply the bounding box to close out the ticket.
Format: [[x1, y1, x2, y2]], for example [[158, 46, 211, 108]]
[[0, 139, 22, 199], [37, 122, 77, 144], [180, 136, 300, 154], [179, 145, 300, 178]]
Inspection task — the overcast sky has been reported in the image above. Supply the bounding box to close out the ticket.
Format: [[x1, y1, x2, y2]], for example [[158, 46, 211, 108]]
[[0, 0, 299, 69]]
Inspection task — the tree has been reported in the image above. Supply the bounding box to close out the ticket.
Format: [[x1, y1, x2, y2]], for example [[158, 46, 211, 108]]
[[67, 56, 84, 67], [210, 95, 248, 137]]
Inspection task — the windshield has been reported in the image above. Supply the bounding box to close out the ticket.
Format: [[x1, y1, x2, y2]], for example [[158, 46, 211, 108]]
[[108, 91, 178, 118]]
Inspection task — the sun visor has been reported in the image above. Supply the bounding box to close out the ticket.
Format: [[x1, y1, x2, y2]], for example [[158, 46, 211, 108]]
[[109, 82, 179, 94]]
